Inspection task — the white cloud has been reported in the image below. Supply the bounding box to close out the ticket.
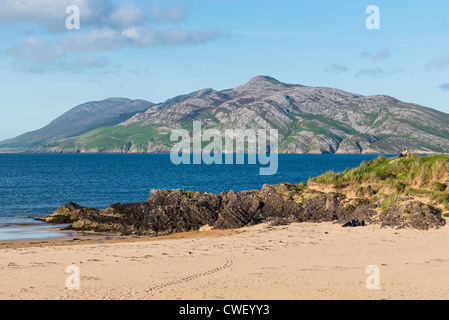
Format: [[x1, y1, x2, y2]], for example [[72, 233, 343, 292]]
[[129, 28, 224, 47], [0, 0, 113, 31], [62, 28, 127, 52], [6, 25, 224, 66], [6, 38, 64, 60], [150, 5, 187, 23], [0, 1, 189, 31], [108, 2, 145, 27], [59, 26, 224, 52], [2, 1, 225, 73]]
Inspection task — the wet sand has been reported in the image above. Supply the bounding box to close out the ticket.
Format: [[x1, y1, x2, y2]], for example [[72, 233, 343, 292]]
[[1, 222, 449, 300]]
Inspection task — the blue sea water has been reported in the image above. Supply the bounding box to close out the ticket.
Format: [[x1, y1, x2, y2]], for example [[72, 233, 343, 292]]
[[0, 153, 386, 240]]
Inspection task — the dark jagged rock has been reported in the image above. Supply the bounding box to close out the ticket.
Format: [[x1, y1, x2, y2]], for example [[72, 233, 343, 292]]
[[38, 183, 446, 236], [37, 202, 99, 224], [380, 202, 446, 230]]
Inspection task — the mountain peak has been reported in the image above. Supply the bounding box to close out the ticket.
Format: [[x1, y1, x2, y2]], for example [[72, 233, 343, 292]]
[[234, 75, 295, 92], [248, 75, 282, 85], [3, 77, 449, 155]]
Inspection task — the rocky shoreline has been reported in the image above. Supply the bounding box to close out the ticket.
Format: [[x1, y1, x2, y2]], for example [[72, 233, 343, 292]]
[[38, 182, 446, 236]]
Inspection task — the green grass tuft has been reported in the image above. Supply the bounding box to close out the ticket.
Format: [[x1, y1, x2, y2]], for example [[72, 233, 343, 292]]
[[310, 154, 449, 208]]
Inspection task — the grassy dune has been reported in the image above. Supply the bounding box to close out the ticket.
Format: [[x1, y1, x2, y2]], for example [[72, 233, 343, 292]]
[[309, 154, 449, 212]]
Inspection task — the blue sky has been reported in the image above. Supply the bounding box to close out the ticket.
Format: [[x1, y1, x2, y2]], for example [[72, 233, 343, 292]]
[[1, 0, 449, 140]]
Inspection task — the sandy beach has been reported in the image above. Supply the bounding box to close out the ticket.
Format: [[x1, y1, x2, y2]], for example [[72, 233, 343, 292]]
[[1, 221, 449, 300]]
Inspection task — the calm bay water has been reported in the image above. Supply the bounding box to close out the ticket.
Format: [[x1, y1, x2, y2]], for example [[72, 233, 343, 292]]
[[0, 154, 386, 239]]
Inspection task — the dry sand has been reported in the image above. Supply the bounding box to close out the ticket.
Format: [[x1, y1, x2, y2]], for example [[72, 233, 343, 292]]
[[1, 221, 449, 300]]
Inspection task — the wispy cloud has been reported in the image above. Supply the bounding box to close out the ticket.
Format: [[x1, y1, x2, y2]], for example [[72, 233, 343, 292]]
[[360, 49, 392, 62], [426, 53, 449, 70], [373, 49, 392, 61], [7, 53, 120, 74], [355, 67, 402, 77], [324, 63, 350, 75], [6, 38, 64, 61], [67, 56, 117, 72]]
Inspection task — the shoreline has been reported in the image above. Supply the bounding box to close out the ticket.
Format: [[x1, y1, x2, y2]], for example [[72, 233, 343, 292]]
[[2, 221, 449, 300], [0, 150, 445, 156], [0, 224, 244, 249]]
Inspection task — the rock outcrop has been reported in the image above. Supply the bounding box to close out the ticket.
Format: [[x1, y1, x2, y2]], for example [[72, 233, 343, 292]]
[[380, 202, 446, 230], [38, 182, 446, 236], [38, 202, 100, 224]]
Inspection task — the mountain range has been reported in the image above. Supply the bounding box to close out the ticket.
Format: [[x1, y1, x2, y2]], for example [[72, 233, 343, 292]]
[[1, 76, 449, 154]]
